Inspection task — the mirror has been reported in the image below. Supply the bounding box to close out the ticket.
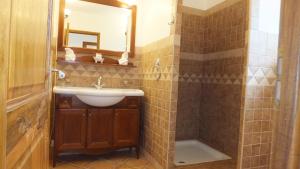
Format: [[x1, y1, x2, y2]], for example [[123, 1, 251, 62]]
[[66, 29, 100, 49], [58, 0, 136, 57]]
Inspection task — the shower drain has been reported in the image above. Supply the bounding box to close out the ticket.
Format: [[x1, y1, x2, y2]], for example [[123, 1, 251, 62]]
[[178, 161, 186, 164]]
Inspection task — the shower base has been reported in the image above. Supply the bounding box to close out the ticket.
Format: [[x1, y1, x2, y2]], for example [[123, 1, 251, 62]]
[[174, 140, 231, 166]]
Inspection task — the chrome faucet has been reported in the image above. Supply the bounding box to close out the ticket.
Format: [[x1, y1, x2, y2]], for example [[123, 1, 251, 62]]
[[94, 76, 105, 89]]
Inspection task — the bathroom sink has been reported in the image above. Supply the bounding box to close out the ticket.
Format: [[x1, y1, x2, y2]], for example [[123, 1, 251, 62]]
[[53, 86, 144, 107]]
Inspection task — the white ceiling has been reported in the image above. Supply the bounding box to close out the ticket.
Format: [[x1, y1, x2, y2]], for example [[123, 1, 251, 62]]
[[183, 0, 226, 10]]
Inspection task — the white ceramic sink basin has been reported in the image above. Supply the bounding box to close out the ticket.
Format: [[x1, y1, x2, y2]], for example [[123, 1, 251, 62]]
[[53, 86, 144, 107]]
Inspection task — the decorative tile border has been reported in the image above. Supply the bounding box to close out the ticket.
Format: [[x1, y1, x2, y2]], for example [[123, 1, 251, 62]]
[[141, 65, 179, 81], [246, 67, 277, 86], [179, 73, 243, 85], [181, 48, 245, 61], [57, 64, 141, 80], [179, 48, 245, 85], [178, 65, 276, 86]]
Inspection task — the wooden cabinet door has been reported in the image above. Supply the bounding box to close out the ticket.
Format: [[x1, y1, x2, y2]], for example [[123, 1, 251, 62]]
[[87, 109, 114, 149], [113, 109, 139, 147], [55, 109, 87, 151]]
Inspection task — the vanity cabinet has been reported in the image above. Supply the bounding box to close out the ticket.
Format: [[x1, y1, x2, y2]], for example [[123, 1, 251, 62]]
[[53, 94, 141, 167], [114, 109, 139, 147], [55, 109, 87, 151], [87, 109, 114, 149]]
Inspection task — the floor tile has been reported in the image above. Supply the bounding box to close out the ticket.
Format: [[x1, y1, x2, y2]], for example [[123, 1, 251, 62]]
[[125, 158, 149, 168], [87, 159, 116, 169], [52, 150, 153, 169], [52, 152, 235, 169], [60, 154, 98, 168], [115, 164, 135, 169], [51, 162, 82, 169]]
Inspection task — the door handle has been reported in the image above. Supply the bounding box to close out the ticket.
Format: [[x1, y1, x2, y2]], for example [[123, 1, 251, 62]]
[[51, 68, 65, 79]]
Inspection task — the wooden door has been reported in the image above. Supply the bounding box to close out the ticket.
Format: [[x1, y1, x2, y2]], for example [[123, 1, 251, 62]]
[[0, 0, 57, 168], [20, 132, 48, 169], [113, 109, 139, 147], [0, 0, 11, 168], [55, 109, 87, 151], [87, 109, 114, 149]]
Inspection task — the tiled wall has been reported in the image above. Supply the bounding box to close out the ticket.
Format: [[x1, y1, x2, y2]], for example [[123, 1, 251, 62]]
[[180, 1, 246, 55], [176, 0, 247, 160], [136, 0, 181, 167], [239, 0, 279, 168], [203, 2, 246, 53], [176, 58, 202, 140], [176, 11, 203, 141], [139, 36, 179, 169], [180, 14, 205, 54], [56, 51, 141, 89], [199, 51, 245, 160]]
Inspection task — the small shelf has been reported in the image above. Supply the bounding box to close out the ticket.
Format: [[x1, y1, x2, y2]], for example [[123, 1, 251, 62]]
[[56, 57, 135, 68]]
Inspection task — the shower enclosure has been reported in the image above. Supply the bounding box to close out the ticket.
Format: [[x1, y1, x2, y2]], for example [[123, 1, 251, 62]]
[[174, 0, 282, 168]]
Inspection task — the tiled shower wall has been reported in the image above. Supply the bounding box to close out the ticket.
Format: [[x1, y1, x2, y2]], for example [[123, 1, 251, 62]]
[[176, 12, 203, 140], [199, 50, 245, 160], [176, 0, 247, 160], [176, 56, 202, 140], [240, 0, 279, 168]]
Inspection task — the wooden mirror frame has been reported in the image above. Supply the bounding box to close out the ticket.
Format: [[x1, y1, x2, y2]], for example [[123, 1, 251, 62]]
[[57, 0, 137, 58]]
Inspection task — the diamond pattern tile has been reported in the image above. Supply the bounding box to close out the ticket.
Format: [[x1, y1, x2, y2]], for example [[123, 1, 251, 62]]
[[246, 67, 277, 86], [179, 73, 243, 85]]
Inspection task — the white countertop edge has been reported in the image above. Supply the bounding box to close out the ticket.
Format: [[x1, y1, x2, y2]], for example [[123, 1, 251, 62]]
[[53, 86, 145, 97]]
